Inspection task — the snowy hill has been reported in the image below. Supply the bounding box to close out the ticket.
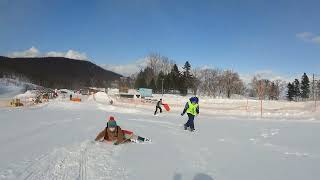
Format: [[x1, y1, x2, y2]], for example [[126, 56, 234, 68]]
[[0, 78, 39, 100], [0, 95, 320, 180], [0, 56, 122, 89]]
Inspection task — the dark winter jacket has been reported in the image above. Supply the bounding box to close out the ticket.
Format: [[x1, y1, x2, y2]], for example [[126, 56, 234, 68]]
[[95, 126, 126, 144], [156, 100, 163, 107]]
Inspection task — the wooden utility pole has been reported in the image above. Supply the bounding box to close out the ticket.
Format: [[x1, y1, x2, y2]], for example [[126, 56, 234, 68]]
[[257, 81, 265, 118]]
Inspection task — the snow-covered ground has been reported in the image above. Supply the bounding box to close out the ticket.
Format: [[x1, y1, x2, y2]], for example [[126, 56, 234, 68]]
[[0, 94, 320, 180]]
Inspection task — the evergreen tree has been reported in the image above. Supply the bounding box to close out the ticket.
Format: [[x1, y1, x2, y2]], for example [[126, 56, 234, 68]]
[[170, 64, 181, 91], [317, 81, 320, 99], [293, 79, 300, 101], [134, 70, 147, 88], [287, 82, 294, 101], [181, 61, 192, 95], [269, 82, 276, 100], [143, 67, 155, 85], [182, 61, 192, 78], [148, 78, 156, 91], [139, 77, 147, 88], [301, 73, 310, 99]]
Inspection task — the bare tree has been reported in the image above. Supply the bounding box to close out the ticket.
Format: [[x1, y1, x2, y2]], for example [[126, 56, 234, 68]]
[[195, 68, 221, 97], [257, 80, 265, 100], [257, 80, 265, 117], [268, 81, 278, 100], [191, 68, 202, 95], [250, 76, 282, 100], [273, 79, 286, 100], [159, 56, 174, 75], [146, 53, 161, 76], [221, 70, 244, 98], [146, 53, 174, 76]]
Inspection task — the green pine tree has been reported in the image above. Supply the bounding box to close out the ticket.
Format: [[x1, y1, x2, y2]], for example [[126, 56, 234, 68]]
[[269, 82, 276, 100], [287, 82, 294, 101], [148, 78, 156, 91], [134, 70, 147, 89], [301, 73, 310, 99], [181, 61, 192, 95], [170, 64, 181, 92], [317, 81, 320, 98], [293, 79, 300, 101]]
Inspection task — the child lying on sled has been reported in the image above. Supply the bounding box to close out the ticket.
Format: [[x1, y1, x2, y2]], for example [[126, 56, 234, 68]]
[[95, 116, 150, 145]]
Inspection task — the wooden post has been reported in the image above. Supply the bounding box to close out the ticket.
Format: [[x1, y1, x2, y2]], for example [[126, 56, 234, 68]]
[[246, 98, 249, 111], [260, 100, 263, 117]]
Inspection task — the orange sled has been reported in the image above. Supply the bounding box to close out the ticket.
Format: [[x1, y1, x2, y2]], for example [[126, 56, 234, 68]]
[[71, 98, 81, 102], [163, 103, 170, 111]]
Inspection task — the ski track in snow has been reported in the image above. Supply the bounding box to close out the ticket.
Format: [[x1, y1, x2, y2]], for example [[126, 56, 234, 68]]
[[0, 141, 128, 180]]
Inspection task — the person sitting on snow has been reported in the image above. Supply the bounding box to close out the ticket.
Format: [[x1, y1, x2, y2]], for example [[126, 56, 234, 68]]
[[154, 98, 163, 115], [181, 97, 199, 132], [95, 116, 150, 145]]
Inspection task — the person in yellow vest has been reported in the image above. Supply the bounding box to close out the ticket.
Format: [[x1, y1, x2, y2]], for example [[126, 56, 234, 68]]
[[181, 97, 199, 132]]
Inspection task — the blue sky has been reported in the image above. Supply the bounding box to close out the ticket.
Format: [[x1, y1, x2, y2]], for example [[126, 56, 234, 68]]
[[1, 0, 319, 78]]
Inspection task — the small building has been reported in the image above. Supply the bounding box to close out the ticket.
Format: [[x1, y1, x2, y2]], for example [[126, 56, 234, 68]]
[[88, 87, 105, 94], [139, 88, 153, 98], [119, 89, 140, 99]]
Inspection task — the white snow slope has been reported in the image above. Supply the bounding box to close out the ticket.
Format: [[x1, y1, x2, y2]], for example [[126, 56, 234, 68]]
[[0, 98, 320, 180]]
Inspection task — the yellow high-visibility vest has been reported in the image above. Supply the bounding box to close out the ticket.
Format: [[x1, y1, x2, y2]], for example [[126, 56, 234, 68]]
[[186, 101, 198, 115]]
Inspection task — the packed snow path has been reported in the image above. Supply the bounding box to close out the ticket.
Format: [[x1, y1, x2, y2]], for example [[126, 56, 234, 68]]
[[0, 100, 320, 180]]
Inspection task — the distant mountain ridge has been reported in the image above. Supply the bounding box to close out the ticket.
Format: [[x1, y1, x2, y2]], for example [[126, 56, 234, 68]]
[[0, 56, 122, 89]]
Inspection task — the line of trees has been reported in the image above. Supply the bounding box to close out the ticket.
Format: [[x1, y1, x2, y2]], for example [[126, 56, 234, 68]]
[[248, 76, 287, 100], [287, 73, 313, 101], [134, 53, 195, 95], [135, 53, 320, 101], [134, 53, 310, 99], [134, 53, 246, 97], [193, 68, 244, 98]]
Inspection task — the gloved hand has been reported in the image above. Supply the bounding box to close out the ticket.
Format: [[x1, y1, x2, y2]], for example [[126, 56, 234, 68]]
[[181, 113, 184, 116]]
